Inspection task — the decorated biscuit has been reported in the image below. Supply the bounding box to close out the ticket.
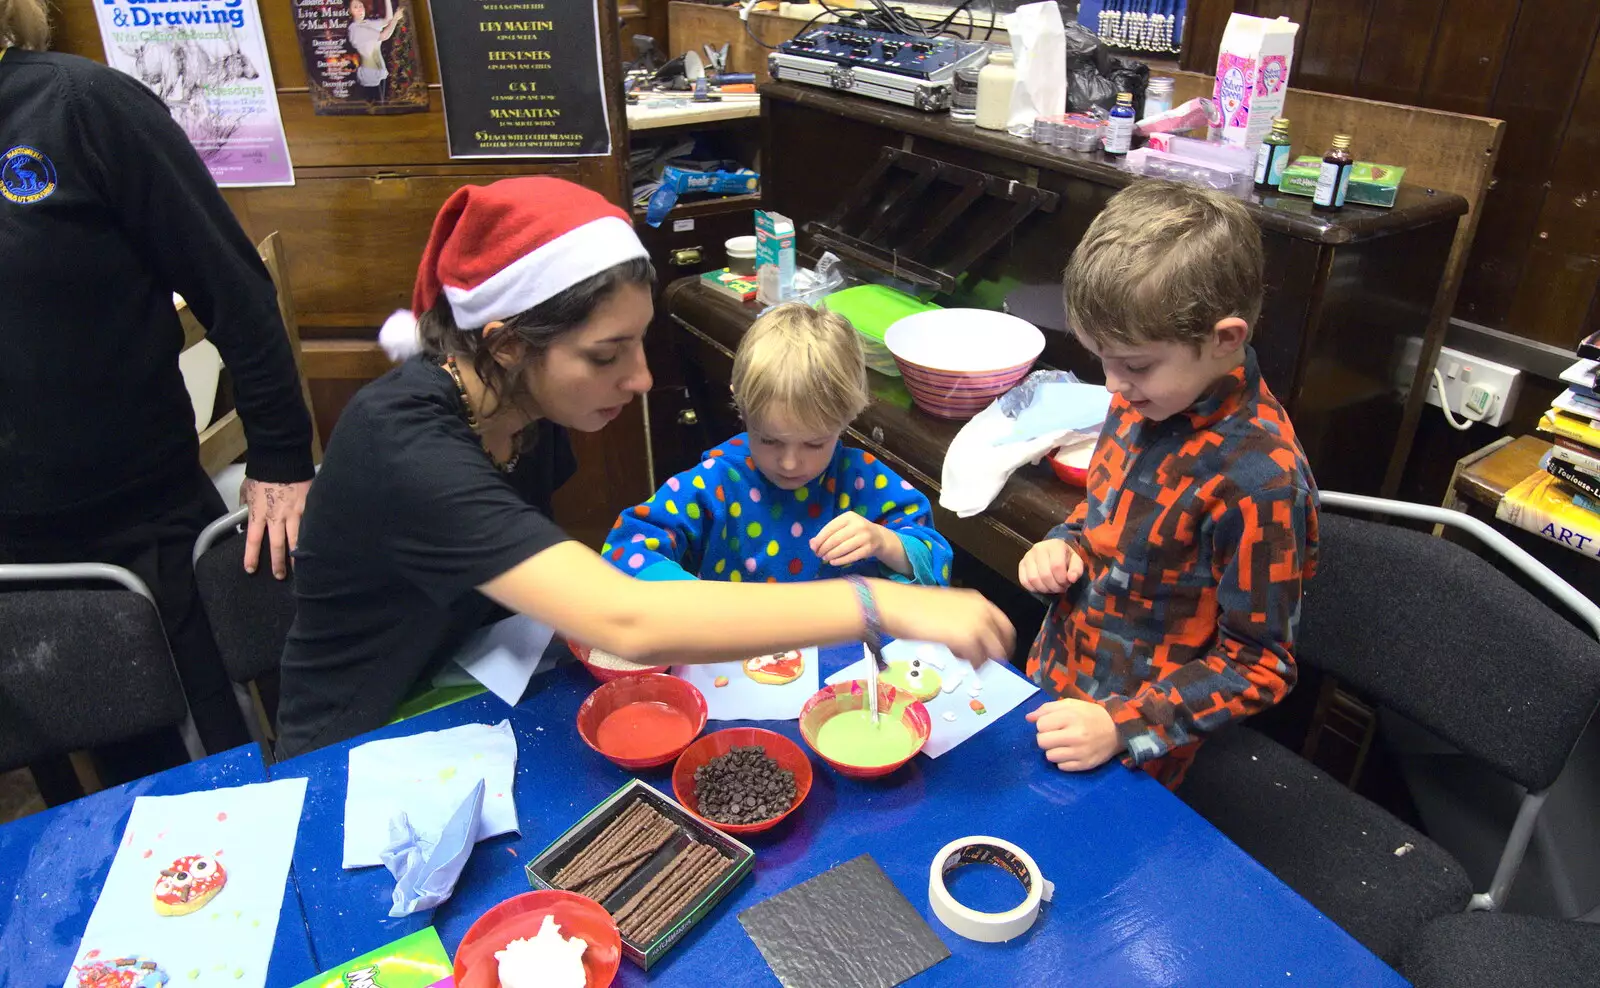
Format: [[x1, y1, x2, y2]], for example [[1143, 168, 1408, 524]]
[[742, 649, 805, 685], [74, 954, 169, 988], [153, 853, 226, 916], [880, 658, 941, 702]]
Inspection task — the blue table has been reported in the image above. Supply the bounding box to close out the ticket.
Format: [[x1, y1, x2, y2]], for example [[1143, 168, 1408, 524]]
[[0, 744, 319, 986], [273, 647, 1408, 986]]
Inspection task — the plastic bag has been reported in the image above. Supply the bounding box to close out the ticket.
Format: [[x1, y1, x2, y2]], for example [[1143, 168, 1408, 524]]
[[1064, 20, 1151, 116]]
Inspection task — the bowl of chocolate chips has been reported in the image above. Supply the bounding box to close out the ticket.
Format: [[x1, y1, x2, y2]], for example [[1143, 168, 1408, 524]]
[[672, 728, 814, 835]]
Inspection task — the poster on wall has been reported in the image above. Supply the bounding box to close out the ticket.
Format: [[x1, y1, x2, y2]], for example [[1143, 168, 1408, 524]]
[[426, 0, 612, 158], [292, 0, 429, 115], [91, 0, 294, 186]]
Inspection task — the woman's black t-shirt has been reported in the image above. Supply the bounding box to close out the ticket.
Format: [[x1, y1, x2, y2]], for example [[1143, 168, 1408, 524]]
[[276, 356, 574, 756]]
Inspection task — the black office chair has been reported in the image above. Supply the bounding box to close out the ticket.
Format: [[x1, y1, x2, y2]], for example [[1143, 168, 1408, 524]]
[[1404, 911, 1600, 987], [192, 507, 296, 752], [0, 563, 204, 774], [1177, 491, 1600, 965]]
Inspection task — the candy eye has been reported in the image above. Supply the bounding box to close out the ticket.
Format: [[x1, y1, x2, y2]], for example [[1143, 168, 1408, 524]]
[[907, 669, 921, 681], [191, 856, 217, 875], [909, 658, 923, 670]]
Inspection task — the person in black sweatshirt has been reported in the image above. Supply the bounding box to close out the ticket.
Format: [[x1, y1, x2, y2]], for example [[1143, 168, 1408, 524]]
[[0, 5, 316, 789]]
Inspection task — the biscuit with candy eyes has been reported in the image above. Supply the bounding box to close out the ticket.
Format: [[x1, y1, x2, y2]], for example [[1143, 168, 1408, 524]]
[[153, 853, 226, 916], [880, 658, 941, 702]]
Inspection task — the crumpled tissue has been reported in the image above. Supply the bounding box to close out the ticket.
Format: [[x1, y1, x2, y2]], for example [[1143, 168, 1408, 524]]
[[343, 719, 519, 869], [381, 778, 485, 917]]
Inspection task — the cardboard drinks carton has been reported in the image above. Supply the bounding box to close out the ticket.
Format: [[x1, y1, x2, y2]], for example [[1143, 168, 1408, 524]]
[[755, 210, 795, 306], [1214, 13, 1299, 151]]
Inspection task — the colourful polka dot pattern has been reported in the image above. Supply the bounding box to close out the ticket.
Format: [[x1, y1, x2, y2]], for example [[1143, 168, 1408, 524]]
[[604, 433, 954, 586]]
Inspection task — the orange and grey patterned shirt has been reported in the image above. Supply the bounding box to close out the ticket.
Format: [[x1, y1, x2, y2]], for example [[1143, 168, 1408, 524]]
[[1026, 347, 1319, 788]]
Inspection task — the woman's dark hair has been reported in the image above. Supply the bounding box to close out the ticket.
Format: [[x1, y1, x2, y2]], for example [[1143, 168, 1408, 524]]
[[418, 256, 655, 409]]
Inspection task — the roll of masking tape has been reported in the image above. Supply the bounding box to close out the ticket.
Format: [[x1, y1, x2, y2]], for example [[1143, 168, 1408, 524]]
[[927, 836, 1054, 943]]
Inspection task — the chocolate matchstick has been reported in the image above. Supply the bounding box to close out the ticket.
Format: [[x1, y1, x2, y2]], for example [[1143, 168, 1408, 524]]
[[613, 844, 696, 927], [553, 801, 655, 888], [624, 846, 724, 940], [576, 819, 677, 902]]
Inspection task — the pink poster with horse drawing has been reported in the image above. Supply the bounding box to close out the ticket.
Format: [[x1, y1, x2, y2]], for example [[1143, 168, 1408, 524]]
[[92, 0, 295, 187]]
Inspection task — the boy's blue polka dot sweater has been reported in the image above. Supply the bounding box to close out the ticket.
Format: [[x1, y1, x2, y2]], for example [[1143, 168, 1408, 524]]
[[604, 434, 954, 586]]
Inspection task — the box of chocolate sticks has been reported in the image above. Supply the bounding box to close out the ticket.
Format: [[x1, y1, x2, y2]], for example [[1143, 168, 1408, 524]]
[[525, 779, 755, 970]]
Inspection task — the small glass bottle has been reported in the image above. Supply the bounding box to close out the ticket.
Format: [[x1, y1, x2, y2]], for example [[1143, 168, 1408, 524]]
[[1313, 133, 1355, 211], [1254, 117, 1293, 190], [950, 64, 982, 122], [974, 50, 1015, 131], [1145, 76, 1174, 118], [1103, 91, 1135, 155]]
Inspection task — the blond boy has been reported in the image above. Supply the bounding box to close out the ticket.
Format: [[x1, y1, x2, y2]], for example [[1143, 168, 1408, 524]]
[[1021, 180, 1320, 788], [607, 303, 953, 585]]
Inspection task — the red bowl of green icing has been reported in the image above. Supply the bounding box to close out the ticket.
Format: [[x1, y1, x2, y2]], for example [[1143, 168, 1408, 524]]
[[798, 680, 930, 779]]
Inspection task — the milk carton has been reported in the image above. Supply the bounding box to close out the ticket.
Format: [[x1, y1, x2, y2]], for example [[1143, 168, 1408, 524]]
[[1213, 13, 1299, 151]]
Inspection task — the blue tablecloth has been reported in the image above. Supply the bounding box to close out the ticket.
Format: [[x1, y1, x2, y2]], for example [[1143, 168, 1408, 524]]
[[273, 645, 1406, 986], [0, 744, 318, 986]]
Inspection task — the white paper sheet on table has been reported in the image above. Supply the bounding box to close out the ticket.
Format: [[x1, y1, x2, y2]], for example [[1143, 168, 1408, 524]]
[[62, 777, 308, 988], [826, 640, 1038, 757], [433, 614, 558, 704], [674, 647, 819, 721], [343, 720, 519, 869]]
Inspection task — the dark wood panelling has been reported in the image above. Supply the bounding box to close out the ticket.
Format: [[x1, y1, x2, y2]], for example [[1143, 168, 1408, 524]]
[[1179, 0, 1236, 73], [1184, 0, 1600, 353], [1295, 0, 1377, 95], [1456, 0, 1600, 338], [1354, 0, 1447, 105], [1506, 26, 1600, 345], [1248, 1, 1312, 83], [1418, 0, 1520, 116]]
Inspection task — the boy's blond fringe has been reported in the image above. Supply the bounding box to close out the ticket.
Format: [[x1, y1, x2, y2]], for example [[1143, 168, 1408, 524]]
[[732, 302, 869, 435]]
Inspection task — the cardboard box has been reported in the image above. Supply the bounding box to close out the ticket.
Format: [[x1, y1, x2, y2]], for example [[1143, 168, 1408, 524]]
[[526, 780, 754, 971], [755, 209, 796, 305], [1346, 161, 1406, 208], [701, 268, 759, 302], [1275, 155, 1324, 197], [1276, 156, 1406, 207], [1214, 13, 1299, 151]]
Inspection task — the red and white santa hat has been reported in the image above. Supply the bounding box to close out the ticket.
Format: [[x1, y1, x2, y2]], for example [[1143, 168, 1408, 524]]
[[379, 177, 649, 360]]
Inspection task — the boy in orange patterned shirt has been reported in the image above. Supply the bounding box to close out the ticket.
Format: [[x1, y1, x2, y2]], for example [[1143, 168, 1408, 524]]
[[1020, 180, 1320, 789]]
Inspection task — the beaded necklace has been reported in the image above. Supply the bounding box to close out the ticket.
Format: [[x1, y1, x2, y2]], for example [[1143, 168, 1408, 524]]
[[444, 355, 521, 473]]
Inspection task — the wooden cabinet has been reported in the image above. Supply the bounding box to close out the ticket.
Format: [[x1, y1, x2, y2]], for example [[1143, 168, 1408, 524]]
[[662, 84, 1474, 582]]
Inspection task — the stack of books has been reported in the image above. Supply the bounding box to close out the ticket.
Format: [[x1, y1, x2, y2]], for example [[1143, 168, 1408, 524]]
[[1496, 330, 1600, 555]]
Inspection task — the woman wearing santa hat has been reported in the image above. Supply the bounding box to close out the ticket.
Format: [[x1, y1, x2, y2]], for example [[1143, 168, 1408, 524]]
[[274, 177, 1014, 756]]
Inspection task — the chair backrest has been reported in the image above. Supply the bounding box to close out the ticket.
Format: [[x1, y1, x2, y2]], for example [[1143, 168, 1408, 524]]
[[193, 522, 297, 686], [0, 576, 191, 773], [1297, 509, 1600, 792], [179, 231, 323, 478]]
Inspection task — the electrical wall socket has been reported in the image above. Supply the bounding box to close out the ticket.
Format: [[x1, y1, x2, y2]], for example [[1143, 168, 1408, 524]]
[[1395, 337, 1523, 427]]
